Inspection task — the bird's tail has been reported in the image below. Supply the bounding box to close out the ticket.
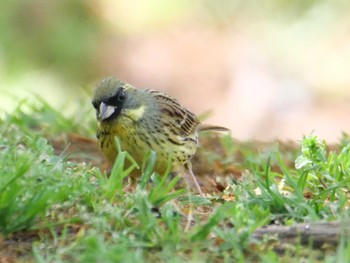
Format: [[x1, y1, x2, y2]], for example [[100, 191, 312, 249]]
[[197, 124, 230, 133]]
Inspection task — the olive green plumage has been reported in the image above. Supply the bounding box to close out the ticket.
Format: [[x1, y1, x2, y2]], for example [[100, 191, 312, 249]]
[[92, 77, 228, 192]]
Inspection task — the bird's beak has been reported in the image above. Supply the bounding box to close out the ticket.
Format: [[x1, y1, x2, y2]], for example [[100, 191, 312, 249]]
[[99, 102, 116, 121]]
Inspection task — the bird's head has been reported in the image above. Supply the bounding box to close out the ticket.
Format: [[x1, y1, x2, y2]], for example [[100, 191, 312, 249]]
[[92, 77, 145, 123]]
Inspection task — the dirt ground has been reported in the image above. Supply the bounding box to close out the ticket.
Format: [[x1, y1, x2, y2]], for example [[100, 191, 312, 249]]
[[50, 132, 302, 195]]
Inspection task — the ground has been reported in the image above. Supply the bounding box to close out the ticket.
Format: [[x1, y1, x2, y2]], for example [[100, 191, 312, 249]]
[[1, 105, 350, 262]]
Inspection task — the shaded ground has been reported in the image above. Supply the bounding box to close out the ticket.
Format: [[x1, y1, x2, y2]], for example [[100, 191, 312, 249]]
[[1, 131, 345, 262], [50, 133, 301, 194]]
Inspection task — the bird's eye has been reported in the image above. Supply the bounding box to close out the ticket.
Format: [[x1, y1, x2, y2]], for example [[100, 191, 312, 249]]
[[117, 90, 126, 102], [106, 88, 126, 105]]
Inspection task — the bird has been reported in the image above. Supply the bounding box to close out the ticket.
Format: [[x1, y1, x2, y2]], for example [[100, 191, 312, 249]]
[[92, 77, 229, 195]]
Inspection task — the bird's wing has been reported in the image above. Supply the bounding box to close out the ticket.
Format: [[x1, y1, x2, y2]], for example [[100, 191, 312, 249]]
[[148, 90, 200, 136]]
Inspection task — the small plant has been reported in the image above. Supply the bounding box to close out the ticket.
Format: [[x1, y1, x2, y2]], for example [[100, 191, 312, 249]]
[[0, 125, 91, 234]]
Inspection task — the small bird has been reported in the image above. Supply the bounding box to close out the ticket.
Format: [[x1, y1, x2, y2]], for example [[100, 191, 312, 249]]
[[92, 77, 228, 195]]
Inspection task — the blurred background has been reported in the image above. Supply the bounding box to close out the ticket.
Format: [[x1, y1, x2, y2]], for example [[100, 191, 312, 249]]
[[1, 0, 349, 142]]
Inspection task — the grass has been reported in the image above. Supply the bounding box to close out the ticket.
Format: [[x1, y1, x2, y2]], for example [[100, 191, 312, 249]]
[[1, 99, 350, 262]]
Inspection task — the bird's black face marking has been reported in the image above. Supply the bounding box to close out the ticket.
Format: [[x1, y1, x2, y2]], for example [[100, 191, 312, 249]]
[[92, 87, 126, 122], [106, 87, 126, 106], [92, 101, 99, 110]]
